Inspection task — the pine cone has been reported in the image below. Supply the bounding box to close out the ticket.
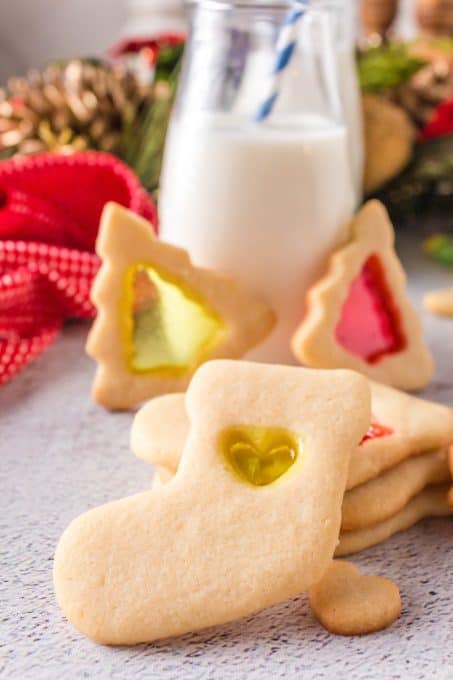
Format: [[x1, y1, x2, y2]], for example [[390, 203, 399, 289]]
[[0, 59, 151, 158], [361, 0, 399, 43], [395, 45, 453, 125], [417, 0, 453, 37]]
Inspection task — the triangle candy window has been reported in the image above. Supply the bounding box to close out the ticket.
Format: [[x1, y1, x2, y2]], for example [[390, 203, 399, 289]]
[[291, 201, 433, 391], [335, 254, 406, 365], [123, 264, 224, 375], [87, 203, 275, 410]]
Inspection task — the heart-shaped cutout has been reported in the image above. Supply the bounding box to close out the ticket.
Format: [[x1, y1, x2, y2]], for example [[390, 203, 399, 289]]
[[309, 560, 401, 636], [335, 254, 406, 364], [123, 263, 225, 374], [221, 426, 300, 486]]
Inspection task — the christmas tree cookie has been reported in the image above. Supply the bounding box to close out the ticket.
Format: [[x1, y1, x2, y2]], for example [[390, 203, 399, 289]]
[[291, 201, 433, 390], [87, 203, 275, 410], [54, 360, 370, 645]]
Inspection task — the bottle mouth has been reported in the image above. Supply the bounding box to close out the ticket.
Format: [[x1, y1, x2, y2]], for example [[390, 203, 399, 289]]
[[186, 0, 345, 8], [186, 1, 300, 10]]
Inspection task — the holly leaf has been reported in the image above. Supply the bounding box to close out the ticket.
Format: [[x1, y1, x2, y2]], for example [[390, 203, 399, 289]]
[[424, 234, 453, 268], [154, 43, 184, 83]]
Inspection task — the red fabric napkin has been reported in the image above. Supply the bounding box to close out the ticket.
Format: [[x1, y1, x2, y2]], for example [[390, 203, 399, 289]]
[[0, 151, 157, 384]]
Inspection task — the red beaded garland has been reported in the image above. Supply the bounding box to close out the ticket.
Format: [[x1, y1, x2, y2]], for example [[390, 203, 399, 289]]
[[0, 152, 156, 384]]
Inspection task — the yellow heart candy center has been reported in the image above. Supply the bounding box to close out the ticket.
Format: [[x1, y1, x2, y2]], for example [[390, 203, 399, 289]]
[[122, 264, 225, 374], [221, 426, 301, 486]]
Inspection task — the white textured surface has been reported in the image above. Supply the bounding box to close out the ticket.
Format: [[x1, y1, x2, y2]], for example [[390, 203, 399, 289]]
[[1, 232, 453, 679]]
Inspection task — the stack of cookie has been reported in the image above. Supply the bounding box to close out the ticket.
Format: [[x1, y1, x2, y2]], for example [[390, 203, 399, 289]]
[[52, 192, 453, 644], [131, 379, 453, 556], [337, 381, 453, 555]]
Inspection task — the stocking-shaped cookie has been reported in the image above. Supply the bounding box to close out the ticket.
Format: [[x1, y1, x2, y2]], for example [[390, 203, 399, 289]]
[[87, 203, 275, 410], [54, 360, 370, 645], [131, 380, 453, 492], [291, 201, 433, 390], [135, 395, 452, 528]]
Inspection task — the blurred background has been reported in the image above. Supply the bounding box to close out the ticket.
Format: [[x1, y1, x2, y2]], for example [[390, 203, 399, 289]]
[[0, 0, 417, 83], [0, 0, 186, 83], [0, 0, 452, 231], [0, 0, 453, 386]]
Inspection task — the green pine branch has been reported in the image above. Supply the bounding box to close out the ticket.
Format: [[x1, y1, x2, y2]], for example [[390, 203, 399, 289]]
[[358, 43, 426, 94]]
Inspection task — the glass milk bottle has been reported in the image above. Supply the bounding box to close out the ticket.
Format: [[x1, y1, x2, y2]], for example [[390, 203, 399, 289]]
[[321, 0, 364, 202], [276, 0, 364, 201], [159, 0, 356, 363]]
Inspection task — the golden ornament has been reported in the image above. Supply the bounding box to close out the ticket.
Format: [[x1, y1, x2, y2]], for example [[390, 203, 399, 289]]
[[361, 0, 399, 44], [363, 94, 416, 194], [417, 0, 453, 37]]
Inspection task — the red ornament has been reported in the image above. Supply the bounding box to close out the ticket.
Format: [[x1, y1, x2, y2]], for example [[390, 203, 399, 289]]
[[335, 255, 407, 364], [0, 152, 157, 384], [108, 34, 185, 71], [420, 98, 453, 140], [109, 34, 185, 58]]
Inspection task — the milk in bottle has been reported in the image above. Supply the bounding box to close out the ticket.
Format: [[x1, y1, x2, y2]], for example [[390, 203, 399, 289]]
[[159, 1, 357, 362]]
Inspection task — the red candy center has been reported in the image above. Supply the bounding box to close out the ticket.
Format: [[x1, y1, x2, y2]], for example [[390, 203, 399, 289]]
[[360, 420, 394, 445], [335, 254, 406, 364]]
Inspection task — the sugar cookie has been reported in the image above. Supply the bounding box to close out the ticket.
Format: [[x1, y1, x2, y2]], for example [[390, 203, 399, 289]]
[[349, 380, 453, 489], [131, 381, 453, 491], [130, 393, 185, 475], [336, 485, 452, 556], [86, 203, 275, 410], [342, 450, 450, 531], [291, 200, 433, 391], [133, 396, 450, 529], [423, 287, 453, 318], [54, 361, 370, 645], [309, 560, 401, 636]]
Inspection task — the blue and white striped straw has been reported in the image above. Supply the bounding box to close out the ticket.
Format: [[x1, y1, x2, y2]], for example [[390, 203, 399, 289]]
[[254, 1, 309, 122]]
